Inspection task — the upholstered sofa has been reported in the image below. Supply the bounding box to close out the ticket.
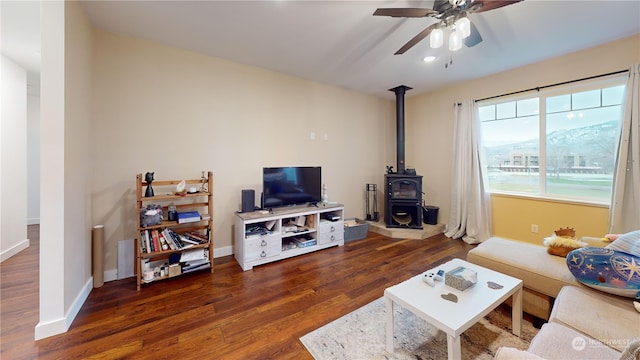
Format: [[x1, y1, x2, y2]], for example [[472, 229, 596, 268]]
[[467, 234, 640, 359]]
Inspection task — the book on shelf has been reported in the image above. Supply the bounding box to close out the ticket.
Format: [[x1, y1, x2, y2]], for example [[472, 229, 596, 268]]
[[180, 231, 208, 245], [294, 235, 317, 248], [151, 230, 161, 252], [144, 230, 151, 252], [139, 231, 148, 253], [180, 248, 211, 273], [177, 211, 201, 224], [182, 261, 210, 273], [139, 228, 209, 253], [180, 248, 209, 262], [185, 231, 209, 243], [162, 228, 177, 250], [158, 231, 170, 251]]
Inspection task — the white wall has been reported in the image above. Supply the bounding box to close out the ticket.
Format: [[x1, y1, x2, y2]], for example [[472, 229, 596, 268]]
[[64, 0, 94, 324], [36, 0, 94, 340], [37, 0, 66, 340], [0, 54, 29, 262], [27, 93, 40, 224], [91, 30, 394, 275]]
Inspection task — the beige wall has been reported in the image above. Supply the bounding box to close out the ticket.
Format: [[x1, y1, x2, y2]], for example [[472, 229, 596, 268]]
[[407, 35, 640, 245], [64, 0, 94, 311], [91, 30, 394, 273]]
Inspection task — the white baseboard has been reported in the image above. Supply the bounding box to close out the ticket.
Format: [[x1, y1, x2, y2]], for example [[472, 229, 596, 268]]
[[214, 245, 233, 258], [35, 277, 93, 340], [104, 269, 118, 282], [0, 238, 30, 262]]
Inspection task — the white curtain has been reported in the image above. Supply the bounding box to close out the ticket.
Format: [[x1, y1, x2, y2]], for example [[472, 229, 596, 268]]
[[609, 64, 640, 233], [444, 100, 491, 244]]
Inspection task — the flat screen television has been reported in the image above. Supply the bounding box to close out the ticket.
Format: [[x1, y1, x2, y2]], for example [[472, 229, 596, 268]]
[[262, 166, 322, 209]]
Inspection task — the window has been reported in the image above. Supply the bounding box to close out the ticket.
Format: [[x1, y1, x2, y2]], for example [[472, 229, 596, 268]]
[[479, 77, 626, 203]]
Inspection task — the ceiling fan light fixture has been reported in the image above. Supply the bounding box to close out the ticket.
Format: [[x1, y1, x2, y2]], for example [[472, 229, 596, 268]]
[[423, 55, 437, 62], [449, 30, 462, 51], [455, 16, 471, 39], [430, 27, 444, 48]]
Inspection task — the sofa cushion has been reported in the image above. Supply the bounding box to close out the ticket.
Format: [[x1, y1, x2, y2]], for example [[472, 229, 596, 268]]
[[467, 237, 580, 298], [550, 286, 640, 352], [606, 230, 640, 257], [528, 322, 620, 359]]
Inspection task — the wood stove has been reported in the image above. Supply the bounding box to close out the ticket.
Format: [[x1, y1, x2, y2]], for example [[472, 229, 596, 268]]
[[385, 85, 423, 229], [385, 174, 423, 228]]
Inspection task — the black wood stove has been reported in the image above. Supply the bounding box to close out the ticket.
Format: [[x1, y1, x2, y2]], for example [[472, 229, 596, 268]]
[[385, 85, 423, 229]]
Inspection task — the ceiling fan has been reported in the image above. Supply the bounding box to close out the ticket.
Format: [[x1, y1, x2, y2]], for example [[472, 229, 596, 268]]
[[374, 0, 523, 55]]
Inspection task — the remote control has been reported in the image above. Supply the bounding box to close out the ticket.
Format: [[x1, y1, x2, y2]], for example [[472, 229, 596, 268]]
[[423, 273, 436, 286]]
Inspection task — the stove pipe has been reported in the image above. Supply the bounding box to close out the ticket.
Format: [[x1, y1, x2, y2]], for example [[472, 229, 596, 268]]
[[389, 85, 412, 174]]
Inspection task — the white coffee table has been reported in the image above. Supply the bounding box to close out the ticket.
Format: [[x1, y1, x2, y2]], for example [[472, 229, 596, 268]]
[[385, 258, 523, 360]]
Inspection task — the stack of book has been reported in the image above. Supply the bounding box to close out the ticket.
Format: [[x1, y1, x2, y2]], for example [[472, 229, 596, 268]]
[[139, 228, 209, 253], [177, 211, 201, 224], [180, 248, 210, 273], [294, 235, 317, 248]]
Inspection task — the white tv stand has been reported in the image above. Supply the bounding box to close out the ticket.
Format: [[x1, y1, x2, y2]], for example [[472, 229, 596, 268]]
[[234, 203, 344, 271]]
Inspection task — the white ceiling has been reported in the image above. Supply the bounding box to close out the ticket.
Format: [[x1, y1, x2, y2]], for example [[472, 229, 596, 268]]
[[3, 1, 640, 99]]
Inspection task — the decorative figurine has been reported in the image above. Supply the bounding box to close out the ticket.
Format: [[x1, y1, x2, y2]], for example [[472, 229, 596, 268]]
[[145, 172, 155, 197]]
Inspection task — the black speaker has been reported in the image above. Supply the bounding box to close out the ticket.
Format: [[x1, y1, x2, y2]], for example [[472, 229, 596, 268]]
[[241, 189, 255, 213]]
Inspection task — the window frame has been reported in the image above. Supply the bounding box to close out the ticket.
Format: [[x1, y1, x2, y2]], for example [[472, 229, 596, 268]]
[[478, 74, 627, 205]]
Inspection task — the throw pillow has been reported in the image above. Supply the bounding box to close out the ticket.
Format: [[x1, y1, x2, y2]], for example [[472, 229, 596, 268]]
[[566, 247, 640, 298], [606, 230, 640, 257], [619, 338, 640, 360], [543, 227, 586, 257], [543, 235, 586, 257]]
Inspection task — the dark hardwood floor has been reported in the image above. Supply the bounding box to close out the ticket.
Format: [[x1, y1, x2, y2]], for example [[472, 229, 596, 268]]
[[1, 225, 475, 359]]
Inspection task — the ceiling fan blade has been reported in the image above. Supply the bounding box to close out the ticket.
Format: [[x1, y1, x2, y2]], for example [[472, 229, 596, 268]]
[[394, 23, 439, 55], [470, 0, 523, 13], [373, 8, 438, 18], [464, 21, 483, 47]]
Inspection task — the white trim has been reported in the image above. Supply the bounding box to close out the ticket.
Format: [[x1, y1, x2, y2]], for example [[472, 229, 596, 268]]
[[214, 245, 233, 258], [27, 217, 40, 225], [104, 269, 118, 282], [35, 277, 93, 340], [0, 239, 29, 262]]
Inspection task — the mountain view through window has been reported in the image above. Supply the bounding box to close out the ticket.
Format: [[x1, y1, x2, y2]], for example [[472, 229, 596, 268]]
[[479, 81, 626, 203]]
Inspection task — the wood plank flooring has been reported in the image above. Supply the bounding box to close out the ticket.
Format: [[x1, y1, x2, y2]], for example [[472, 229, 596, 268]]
[[1, 225, 474, 359]]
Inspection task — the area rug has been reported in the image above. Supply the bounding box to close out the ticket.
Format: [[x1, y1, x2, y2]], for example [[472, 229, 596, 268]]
[[300, 297, 538, 360]]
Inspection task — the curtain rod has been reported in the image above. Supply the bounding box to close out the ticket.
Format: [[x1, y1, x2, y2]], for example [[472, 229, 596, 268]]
[[474, 69, 629, 103]]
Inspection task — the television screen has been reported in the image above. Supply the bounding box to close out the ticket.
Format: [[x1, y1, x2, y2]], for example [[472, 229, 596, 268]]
[[263, 166, 321, 208]]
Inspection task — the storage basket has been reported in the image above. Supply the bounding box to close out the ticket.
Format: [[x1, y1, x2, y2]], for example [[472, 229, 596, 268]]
[[344, 218, 369, 242]]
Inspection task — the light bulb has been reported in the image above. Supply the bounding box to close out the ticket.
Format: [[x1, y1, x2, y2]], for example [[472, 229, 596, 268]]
[[449, 30, 462, 51], [455, 16, 471, 39], [430, 27, 443, 48]]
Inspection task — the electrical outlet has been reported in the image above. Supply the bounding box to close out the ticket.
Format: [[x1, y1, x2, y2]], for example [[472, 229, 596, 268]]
[[531, 224, 539, 233]]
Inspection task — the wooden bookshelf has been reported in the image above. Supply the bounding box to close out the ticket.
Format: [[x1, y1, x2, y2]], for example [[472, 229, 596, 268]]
[[135, 171, 214, 290]]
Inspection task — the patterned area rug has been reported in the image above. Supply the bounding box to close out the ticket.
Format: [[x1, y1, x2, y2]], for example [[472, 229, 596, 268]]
[[300, 297, 538, 360]]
